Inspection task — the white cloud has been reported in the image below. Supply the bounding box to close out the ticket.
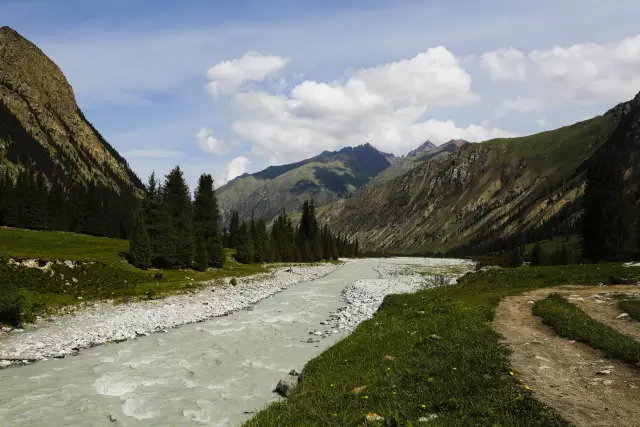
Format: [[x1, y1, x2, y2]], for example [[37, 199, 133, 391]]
[[206, 52, 290, 98], [480, 48, 527, 81], [196, 127, 227, 154], [352, 46, 477, 106], [225, 156, 250, 182], [481, 34, 640, 108], [226, 47, 504, 163], [124, 149, 183, 158], [495, 97, 543, 116]]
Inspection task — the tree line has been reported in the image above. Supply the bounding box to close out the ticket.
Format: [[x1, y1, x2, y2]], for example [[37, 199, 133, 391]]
[[0, 168, 137, 238], [129, 169, 359, 270], [224, 200, 359, 264]]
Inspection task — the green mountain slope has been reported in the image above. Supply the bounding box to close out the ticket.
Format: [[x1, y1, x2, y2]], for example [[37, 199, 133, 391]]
[[318, 99, 628, 253], [0, 27, 142, 237], [367, 139, 467, 187], [0, 26, 141, 190], [217, 143, 395, 223]]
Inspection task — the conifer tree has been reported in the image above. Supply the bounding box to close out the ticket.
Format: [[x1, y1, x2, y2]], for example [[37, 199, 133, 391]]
[[530, 243, 542, 266], [195, 236, 208, 272], [129, 207, 152, 269], [193, 173, 225, 268], [229, 211, 241, 249], [163, 166, 193, 267], [235, 221, 253, 263]]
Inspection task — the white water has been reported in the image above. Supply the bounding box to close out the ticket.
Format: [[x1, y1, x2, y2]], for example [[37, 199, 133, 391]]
[[0, 258, 469, 426]]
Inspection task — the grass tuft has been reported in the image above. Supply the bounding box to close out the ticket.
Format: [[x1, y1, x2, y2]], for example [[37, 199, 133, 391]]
[[533, 293, 640, 366], [618, 298, 640, 322]]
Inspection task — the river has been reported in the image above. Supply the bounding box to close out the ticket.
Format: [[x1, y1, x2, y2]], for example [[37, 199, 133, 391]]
[[0, 258, 465, 426]]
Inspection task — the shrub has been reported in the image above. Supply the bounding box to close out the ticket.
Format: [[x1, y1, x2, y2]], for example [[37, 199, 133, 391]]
[[0, 286, 30, 326], [230, 277, 238, 286]]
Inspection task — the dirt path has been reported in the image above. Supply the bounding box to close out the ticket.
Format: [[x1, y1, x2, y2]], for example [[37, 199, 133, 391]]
[[571, 290, 640, 341], [494, 285, 640, 427]]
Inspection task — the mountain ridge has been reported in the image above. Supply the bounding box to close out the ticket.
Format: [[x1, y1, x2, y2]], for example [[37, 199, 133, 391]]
[[317, 101, 629, 252], [217, 142, 394, 224]]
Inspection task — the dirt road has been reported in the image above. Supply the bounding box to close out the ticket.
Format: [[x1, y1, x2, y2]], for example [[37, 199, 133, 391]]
[[494, 285, 640, 427]]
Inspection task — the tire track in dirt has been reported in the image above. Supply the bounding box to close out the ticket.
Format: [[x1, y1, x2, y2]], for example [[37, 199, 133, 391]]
[[494, 285, 640, 427]]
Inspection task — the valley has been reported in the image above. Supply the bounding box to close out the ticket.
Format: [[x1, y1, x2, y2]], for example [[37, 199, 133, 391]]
[[2, 8, 640, 427]]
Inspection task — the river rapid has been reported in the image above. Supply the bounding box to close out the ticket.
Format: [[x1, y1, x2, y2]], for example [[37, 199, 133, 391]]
[[0, 258, 471, 427]]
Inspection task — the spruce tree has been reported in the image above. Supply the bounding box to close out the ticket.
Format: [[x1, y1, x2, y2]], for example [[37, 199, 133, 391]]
[[229, 211, 241, 249], [195, 236, 208, 272], [530, 243, 542, 266], [129, 207, 152, 269], [163, 166, 193, 267], [235, 221, 253, 264], [193, 174, 225, 268]]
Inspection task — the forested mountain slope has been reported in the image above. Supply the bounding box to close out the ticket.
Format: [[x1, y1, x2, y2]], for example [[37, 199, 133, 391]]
[[0, 26, 142, 237]]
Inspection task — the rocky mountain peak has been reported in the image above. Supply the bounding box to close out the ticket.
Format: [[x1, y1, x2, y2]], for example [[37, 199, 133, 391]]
[[406, 140, 437, 158]]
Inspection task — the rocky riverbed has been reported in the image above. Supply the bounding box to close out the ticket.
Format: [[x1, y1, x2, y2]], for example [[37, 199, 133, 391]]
[[307, 257, 473, 340], [0, 263, 339, 367]]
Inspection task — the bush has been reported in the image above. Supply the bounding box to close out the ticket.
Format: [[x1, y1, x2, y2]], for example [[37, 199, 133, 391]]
[[230, 277, 238, 286], [422, 273, 450, 289], [0, 287, 30, 326], [474, 251, 522, 269]]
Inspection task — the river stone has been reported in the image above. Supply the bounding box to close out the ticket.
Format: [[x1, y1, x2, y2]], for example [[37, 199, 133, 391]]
[[275, 374, 299, 397]]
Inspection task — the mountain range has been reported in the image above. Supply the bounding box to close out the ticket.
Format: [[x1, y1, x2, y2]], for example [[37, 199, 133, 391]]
[[216, 140, 468, 224]]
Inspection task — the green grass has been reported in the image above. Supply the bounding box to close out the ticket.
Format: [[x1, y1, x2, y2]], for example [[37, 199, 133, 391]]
[[246, 263, 640, 426], [0, 227, 267, 322], [524, 235, 582, 257], [533, 293, 640, 367], [618, 298, 640, 322]]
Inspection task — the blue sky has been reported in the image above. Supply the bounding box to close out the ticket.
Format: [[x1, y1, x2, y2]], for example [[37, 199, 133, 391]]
[[5, 0, 640, 188]]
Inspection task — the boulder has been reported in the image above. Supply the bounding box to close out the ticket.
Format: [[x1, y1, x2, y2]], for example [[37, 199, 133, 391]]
[[275, 373, 299, 397]]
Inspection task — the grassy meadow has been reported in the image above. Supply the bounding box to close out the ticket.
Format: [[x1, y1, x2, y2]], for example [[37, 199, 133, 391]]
[[0, 227, 266, 322]]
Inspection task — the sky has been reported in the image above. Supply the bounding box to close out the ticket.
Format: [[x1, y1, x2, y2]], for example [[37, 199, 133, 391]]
[[5, 0, 640, 188]]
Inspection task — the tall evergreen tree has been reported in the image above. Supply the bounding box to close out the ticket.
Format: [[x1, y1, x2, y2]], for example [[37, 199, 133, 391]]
[[193, 174, 225, 268], [163, 166, 193, 267], [235, 221, 253, 263], [530, 243, 542, 266], [129, 207, 152, 269], [229, 211, 241, 249]]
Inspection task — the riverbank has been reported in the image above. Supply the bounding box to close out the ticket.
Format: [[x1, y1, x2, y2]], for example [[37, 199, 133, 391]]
[[246, 262, 640, 426], [0, 263, 338, 367]]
